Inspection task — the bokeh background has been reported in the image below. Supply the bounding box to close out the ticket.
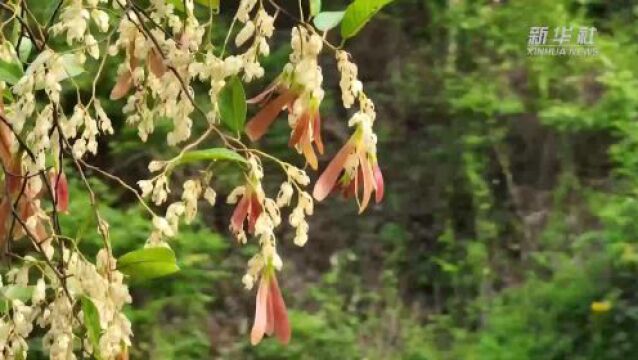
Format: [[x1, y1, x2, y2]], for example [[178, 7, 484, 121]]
[[34, 0, 638, 358]]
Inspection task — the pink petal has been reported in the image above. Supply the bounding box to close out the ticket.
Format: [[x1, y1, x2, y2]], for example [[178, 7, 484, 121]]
[[110, 70, 133, 100], [251, 277, 270, 345], [110, 45, 138, 100], [0, 121, 13, 166], [147, 49, 166, 78], [247, 195, 262, 234], [288, 112, 309, 148], [34, 215, 47, 242], [313, 112, 324, 155], [373, 163, 384, 203], [340, 175, 356, 199], [358, 152, 374, 213], [301, 129, 318, 170], [245, 91, 297, 141], [19, 201, 46, 242], [18, 198, 31, 220], [269, 276, 291, 345], [0, 199, 10, 249], [49, 170, 69, 213], [313, 141, 355, 202], [230, 195, 249, 234], [265, 284, 275, 336], [6, 158, 23, 194]]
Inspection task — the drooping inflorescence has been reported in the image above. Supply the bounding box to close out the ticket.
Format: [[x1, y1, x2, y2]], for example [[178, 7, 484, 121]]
[[0, 0, 386, 357]]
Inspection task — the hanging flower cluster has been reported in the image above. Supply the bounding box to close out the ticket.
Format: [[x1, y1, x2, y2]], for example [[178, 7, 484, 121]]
[[314, 50, 384, 213], [0, 0, 386, 357], [245, 27, 325, 170]]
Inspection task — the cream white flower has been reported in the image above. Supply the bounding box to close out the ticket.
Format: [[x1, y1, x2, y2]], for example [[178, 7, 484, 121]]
[[204, 187, 217, 206], [235, 21, 256, 47]]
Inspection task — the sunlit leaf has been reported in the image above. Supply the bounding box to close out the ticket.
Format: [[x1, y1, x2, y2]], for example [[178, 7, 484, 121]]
[[340, 0, 394, 40], [313, 11, 345, 31], [26, 0, 61, 25], [15, 348, 25, 360], [58, 53, 85, 81], [196, 0, 220, 10], [28, 53, 84, 90], [2, 285, 33, 301], [0, 59, 23, 84], [310, 0, 322, 16], [0, 42, 23, 85], [18, 37, 33, 62], [178, 148, 247, 165], [0, 286, 33, 314], [117, 247, 180, 281], [81, 296, 102, 359], [219, 76, 247, 134]]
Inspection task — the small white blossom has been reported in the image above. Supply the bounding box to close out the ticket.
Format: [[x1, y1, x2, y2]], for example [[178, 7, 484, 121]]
[[204, 187, 217, 206], [235, 21, 255, 47]]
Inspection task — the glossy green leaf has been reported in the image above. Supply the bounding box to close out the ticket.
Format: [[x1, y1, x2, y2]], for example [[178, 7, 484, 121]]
[[178, 148, 247, 165], [0, 42, 23, 84], [310, 0, 322, 16], [117, 247, 180, 281], [313, 11, 345, 31], [18, 38, 33, 62], [219, 76, 247, 134], [26, 0, 61, 25], [0, 59, 23, 84], [81, 296, 102, 359], [340, 0, 394, 39]]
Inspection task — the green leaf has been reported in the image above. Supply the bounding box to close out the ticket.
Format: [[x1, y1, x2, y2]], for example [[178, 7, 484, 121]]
[[166, 0, 183, 11], [0, 286, 33, 314], [0, 42, 23, 84], [340, 0, 394, 40], [196, 0, 219, 10], [178, 148, 247, 165], [18, 38, 33, 63], [117, 247, 180, 281], [81, 296, 102, 359], [28, 53, 84, 90], [3, 89, 13, 102], [2, 285, 33, 301], [219, 76, 246, 134], [26, 0, 61, 25], [58, 53, 84, 81], [0, 59, 23, 84], [313, 11, 345, 31], [310, 0, 322, 16], [15, 349, 25, 360]]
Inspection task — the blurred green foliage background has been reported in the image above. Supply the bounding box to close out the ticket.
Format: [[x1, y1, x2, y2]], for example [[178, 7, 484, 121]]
[[25, 0, 638, 358]]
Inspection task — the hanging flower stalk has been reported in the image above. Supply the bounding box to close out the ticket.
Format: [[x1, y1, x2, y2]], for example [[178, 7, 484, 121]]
[[246, 28, 325, 169], [313, 51, 385, 213]]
